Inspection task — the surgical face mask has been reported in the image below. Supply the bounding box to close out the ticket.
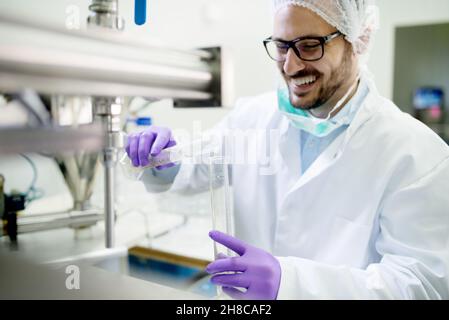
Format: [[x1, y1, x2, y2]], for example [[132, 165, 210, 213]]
[[277, 77, 359, 137]]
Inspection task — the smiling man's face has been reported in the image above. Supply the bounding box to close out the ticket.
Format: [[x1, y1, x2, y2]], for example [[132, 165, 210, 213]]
[[274, 5, 358, 114]]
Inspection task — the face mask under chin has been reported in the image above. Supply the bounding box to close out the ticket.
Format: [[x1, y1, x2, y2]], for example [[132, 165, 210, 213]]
[[277, 76, 360, 137]]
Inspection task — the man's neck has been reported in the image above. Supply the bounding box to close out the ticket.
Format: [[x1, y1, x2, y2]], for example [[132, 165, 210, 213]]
[[309, 76, 360, 119]]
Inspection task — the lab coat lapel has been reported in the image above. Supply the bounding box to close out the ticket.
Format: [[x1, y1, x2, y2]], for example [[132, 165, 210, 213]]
[[278, 118, 302, 186], [277, 117, 345, 196], [283, 86, 379, 196], [291, 131, 347, 192]]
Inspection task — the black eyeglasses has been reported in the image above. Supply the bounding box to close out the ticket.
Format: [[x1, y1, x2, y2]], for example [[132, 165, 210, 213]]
[[263, 31, 343, 62]]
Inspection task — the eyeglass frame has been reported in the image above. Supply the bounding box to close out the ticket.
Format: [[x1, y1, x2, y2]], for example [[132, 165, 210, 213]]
[[263, 31, 343, 62]]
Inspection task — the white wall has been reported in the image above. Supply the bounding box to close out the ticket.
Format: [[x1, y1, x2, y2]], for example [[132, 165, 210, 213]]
[[370, 0, 449, 100]]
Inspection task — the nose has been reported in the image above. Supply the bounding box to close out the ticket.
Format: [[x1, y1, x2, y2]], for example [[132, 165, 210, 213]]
[[283, 48, 306, 77]]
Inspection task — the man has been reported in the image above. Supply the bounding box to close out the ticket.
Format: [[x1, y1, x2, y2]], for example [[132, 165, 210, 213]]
[[126, 0, 449, 299]]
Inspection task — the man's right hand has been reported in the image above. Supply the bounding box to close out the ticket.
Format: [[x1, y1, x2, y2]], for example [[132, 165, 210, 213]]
[[125, 126, 176, 170]]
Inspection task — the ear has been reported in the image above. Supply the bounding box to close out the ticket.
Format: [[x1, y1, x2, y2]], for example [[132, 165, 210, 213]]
[[345, 40, 357, 59], [351, 44, 358, 59], [355, 5, 380, 55], [355, 26, 373, 55]]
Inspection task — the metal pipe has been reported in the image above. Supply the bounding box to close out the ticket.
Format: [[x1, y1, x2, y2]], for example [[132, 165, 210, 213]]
[[0, 175, 4, 219], [87, 2, 124, 249], [103, 148, 116, 248], [0, 71, 213, 101], [0, 46, 213, 90], [92, 96, 122, 249], [0, 209, 103, 237]]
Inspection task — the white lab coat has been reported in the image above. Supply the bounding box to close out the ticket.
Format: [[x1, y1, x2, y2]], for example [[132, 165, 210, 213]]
[[142, 76, 449, 299]]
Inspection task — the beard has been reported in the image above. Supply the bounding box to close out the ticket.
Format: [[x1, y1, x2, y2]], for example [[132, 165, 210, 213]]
[[285, 45, 354, 111]]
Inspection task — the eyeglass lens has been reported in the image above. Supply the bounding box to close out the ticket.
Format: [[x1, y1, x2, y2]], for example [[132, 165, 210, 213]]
[[266, 38, 323, 62]]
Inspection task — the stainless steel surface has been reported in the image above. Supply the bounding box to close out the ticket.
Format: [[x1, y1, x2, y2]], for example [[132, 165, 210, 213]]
[[0, 91, 106, 157], [46, 246, 127, 266], [0, 251, 203, 299], [0, 209, 104, 236], [0, 124, 105, 155]]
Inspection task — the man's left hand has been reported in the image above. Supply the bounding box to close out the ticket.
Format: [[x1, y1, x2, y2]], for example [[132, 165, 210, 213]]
[[206, 230, 281, 300]]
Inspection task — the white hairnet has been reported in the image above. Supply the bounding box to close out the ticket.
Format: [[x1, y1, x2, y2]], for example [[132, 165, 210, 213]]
[[273, 0, 379, 56]]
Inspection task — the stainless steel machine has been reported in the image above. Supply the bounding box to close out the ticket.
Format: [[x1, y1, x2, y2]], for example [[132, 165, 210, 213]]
[[0, 0, 230, 248]]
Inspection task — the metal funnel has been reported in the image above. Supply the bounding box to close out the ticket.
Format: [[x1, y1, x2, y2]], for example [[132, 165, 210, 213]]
[[51, 96, 100, 211], [54, 153, 99, 211]]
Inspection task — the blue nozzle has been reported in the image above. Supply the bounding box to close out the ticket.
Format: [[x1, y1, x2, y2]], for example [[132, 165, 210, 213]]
[[127, 117, 152, 126], [134, 0, 147, 26]]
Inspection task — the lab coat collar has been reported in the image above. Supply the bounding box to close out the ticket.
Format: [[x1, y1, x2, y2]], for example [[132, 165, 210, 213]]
[[278, 72, 380, 194]]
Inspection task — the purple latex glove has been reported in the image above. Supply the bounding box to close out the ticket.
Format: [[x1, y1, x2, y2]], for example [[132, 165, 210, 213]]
[[206, 230, 281, 300], [125, 126, 176, 170]]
